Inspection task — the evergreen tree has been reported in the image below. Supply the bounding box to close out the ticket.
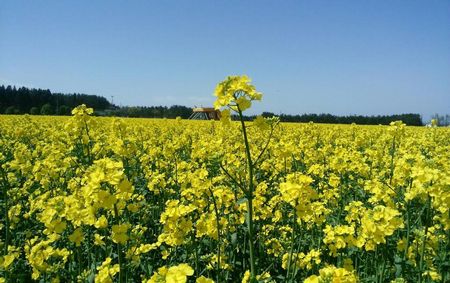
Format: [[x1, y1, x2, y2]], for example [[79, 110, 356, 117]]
[[30, 107, 39, 115], [5, 106, 16, 114], [40, 104, 54, 115]]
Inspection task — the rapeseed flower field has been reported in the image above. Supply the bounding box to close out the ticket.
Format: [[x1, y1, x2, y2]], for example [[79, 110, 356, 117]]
[[0, 76, 449, 282]]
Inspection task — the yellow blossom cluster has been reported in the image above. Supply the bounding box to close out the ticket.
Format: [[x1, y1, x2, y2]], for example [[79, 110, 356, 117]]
[[304, 265, 358, 283], [0, 92, 449, 282]]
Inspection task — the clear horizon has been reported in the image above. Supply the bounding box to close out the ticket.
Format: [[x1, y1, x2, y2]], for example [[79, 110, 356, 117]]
[[1, 1, 449, 120]]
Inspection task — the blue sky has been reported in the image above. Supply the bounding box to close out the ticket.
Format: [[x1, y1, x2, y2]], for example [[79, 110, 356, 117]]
[[1, 1, 449, 118]]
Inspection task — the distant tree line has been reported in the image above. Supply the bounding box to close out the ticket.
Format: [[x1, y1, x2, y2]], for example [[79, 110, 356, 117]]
[[254, 112, 423, 126], [0, 85, 111, 115], [1, 84, 427, 126], [0, 85, 194, 119], [105, 105, 193, 119]]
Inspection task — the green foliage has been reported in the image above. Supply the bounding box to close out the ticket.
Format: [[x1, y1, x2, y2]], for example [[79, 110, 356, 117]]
[[0, 85, 112, 114], [30, 107, 39, 115], [260, 112, 423, 126], [40, 103, 54, 115], [4, 106, 16, 114], [109, 105, 193, 118], [57, 105, 71, 115]]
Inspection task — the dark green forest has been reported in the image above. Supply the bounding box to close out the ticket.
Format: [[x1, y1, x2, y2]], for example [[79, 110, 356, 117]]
[[259, 112, 423, 126], [1, 85, 424, 125], [107, 105, 193, 119], [0, 85, 111, 115]]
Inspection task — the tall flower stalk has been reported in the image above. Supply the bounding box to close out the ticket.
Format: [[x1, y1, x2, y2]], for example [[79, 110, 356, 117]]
[[213, 75, 265, 282]]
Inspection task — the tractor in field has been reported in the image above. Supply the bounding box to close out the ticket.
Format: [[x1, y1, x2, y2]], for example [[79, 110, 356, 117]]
[[188, 107, 221, 120]]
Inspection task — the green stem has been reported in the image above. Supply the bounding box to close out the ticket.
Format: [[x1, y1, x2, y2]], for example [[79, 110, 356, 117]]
[[83, 120, 93, 164], [403, 200, 411, 262], [253, 125, 275, 166], [2, 177, 9, 282], [117, 242, 123, 282], [418, 196, 431, 283], [291, 227, 303, 280], [238, 108, 257, 281], [389, 135, 396, 185], [1, 169, 9, 256], [208, 187, 222, 283], [220, 163, 247, 194], [286, 212, 297, 281], [114, 204, 124, 283]]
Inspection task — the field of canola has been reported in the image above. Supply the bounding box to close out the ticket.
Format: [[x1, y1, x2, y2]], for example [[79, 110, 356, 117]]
[[1, 76, 449, 283]]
